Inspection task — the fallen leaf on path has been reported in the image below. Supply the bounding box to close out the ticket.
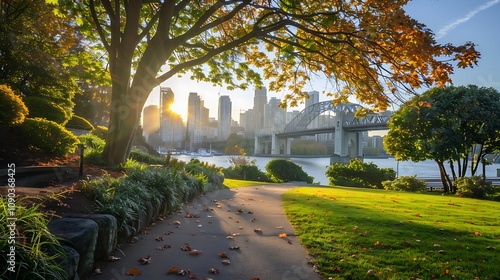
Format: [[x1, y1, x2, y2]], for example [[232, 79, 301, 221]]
[[254, 228, 262, 233], [94, 268, 102, 274], [107, 256, 121, 262], [222, 259, 231, 265], [229, 246, 240, 250], [279, 233, 287, 238], [173, 221, 181, 225], [208, 268, 220, 275], [188, 272, 198, 279], [181, 244, 192, 251], [218, 252, 229, 258], [189, 249, 202, 255], [139, 255, 151, 265], [156, 244, 171, 250], [126, 267, 142, 276], [167, 267, 178, 274], [155, 236, 163, 241]]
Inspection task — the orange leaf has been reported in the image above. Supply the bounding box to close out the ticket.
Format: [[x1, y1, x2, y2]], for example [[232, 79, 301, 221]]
[[279, 233, 287, 238], [167, 267, 178, 274], [474, 231, 482, 236], [126, 267, 142, 276], [218, 252, 229, 258], [415, 213, 421, 217]]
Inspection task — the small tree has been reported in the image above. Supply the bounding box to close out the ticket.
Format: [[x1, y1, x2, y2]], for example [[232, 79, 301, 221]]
[[265, 159, 313, 183], [384, 85, 500, 193]]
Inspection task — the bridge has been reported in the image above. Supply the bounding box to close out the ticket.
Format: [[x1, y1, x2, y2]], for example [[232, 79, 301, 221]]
[[254, 101, 392, 160]]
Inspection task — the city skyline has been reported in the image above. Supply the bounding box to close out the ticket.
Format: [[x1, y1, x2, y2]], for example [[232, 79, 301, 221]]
[[144, 0, 500, 122]]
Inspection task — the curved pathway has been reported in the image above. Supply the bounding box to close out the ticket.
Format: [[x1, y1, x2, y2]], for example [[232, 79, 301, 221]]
[[90, 183, 322, 280]]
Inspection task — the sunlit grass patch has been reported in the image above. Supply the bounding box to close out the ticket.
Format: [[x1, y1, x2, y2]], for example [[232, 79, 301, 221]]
[[223, 178, 272, 189], [283, 187, 500, 279]]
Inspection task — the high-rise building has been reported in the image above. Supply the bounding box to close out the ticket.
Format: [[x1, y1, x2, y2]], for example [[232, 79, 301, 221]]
[[264, 97, 286, 131], [160, 87, 175, 118], [142, 105, 160, 141], [157, 87, 186, 151], [305, 90, 319, 108], [253, 87, 267, 131], [218, 95, 232, 141], [187, 92, 202, 149]]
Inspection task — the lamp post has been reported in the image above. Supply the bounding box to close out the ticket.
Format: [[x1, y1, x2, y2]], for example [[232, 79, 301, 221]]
[[77, 144, 85, 177]]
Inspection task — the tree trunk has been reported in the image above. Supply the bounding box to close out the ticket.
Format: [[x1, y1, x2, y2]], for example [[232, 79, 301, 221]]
[[102, 67, 159, 164], [437, 160, 451, 193]]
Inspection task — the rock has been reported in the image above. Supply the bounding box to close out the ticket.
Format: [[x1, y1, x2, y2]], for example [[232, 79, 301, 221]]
[[49, 218, 98, 279], [59, 245, 80, 280], [65, 214, 117, 261]]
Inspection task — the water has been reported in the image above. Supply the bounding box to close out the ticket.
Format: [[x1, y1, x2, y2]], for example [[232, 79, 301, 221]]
[[172, 155, 500, 185]]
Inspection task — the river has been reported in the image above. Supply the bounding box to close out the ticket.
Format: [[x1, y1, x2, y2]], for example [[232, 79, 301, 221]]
[[172, 155, 500, 185]]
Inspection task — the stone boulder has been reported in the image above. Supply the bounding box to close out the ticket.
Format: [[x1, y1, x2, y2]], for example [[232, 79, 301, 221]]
[[65, 214, 117, 261], [59, 245, 80, 280], [49, 218, 98, 279]]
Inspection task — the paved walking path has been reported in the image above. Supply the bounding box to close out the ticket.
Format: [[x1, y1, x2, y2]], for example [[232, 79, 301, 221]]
[[90, 183, 322, 280]]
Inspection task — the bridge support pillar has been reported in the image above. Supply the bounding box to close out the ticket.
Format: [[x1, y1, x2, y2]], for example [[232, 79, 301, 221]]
[[254, 135, 259, 154], [271, 132, 278, 155], [286, 138, 292, 155], [334, 119, 347, 156]]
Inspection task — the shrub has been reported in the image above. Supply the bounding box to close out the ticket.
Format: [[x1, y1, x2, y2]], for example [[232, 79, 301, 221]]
[[383, 175, 427, 192], [24, 96, 70, 125], [185, 159, 225, 189], [0, 84, 29, 125], [223, 164, 270, 182], [78, 133, 106, 165], [326, 158, 396, 188], [129, 148, 166, 165], [0, 198, 68, 280], [454, 176, 493, 199], [265, 158, 314, 183], [15, 118, 78, 156], [66, 115, 94, 130]]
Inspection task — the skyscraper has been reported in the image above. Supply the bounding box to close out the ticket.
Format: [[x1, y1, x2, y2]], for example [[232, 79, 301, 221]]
[[253, 87, 267, 131], [160, 87, 175, 119], [218, 95, 232, 141], [305, 90, 319, 108], [158, 87, 185, 150], [142, 105, 159, 141], [264, 97, 286, 131]]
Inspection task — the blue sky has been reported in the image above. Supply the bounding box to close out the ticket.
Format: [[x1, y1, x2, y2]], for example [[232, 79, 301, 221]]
[[145, 0, 500, 121]]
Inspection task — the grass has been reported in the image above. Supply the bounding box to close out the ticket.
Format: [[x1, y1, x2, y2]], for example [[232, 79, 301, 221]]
[[223, 178, 272, 189], [282, 186, 500, 280]]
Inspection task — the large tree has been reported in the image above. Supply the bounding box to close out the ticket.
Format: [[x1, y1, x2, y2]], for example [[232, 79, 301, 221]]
[[69, 0, 480, 164], [384, 85, 500, 192]]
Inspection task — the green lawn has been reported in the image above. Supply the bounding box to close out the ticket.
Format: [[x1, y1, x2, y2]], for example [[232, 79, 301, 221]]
[[223, 178, 271, 189], [282, 186, 500, 280]]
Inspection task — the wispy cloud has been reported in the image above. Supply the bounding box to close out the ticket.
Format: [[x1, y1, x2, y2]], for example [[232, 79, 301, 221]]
[[436, 0, 500, 39]]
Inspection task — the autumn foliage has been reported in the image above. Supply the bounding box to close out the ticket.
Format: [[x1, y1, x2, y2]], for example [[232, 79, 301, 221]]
[[66, 0, 480, 164]]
